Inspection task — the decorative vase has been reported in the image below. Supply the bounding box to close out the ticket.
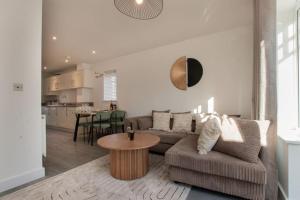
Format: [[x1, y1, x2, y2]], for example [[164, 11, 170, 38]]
[[126, 126, 135, 141]]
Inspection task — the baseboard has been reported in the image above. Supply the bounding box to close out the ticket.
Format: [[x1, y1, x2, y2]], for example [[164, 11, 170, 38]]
[[278, 182, 288, 200], [0, 167, 45, 193]]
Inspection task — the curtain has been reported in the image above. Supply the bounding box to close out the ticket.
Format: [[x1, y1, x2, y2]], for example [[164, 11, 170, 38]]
[[253, 0, 278, 199]]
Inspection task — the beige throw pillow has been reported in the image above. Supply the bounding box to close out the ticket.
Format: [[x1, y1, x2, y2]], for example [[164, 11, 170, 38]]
[[152, 112, 171, 132], [197, 118, 222, 154], [194, 113, 220, 134], [172, 112, 193, 132]]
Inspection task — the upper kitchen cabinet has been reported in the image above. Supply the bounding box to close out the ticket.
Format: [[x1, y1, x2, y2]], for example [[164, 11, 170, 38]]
[[46, 69, 93, 92], [46, 76, 62, 92], [68, 70, 93, 89]]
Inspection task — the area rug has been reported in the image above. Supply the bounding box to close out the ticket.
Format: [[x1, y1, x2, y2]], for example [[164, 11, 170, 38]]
[[1, 154, 191, 200]]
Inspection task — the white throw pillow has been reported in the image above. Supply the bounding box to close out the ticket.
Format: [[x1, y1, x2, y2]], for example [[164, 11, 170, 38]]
[[172, 112, 193, 132], [197, 117, 222, 154], [194, 113, 220, 134], [152, 112, 171, 132]]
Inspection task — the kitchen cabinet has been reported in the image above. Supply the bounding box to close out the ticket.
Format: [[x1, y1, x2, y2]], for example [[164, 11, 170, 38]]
[[46, 70, 92, 92], [66, 107, 77, 130], [44, 106, 81, 131], [48, 76, 61, 91], [56, 107, 67, 128], [47, 107, 57, 127]]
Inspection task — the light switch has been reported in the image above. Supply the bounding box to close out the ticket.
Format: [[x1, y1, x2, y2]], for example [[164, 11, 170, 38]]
[[13, 83, 23, 91]]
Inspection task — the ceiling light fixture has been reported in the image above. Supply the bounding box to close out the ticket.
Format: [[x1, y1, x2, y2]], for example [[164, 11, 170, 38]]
[[52, 36, 57, 40], [92, 50, 96, 54], [136, 0, 143, 5], [114, 0, 163, 20], [64, 56, 71, 63]]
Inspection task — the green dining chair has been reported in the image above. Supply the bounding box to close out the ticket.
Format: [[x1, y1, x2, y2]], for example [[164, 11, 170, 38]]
[[110, 110, 126, 133], [78, 117, 92, 143], [89, 111, 112, 145]]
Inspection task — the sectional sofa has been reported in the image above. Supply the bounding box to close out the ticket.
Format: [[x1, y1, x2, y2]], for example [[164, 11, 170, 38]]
[[125, 115, 275, 200]]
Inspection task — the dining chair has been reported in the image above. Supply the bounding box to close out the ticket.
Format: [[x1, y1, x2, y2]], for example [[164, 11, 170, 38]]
[[89, 111, 112, 144], [110, 110, 126, 133], [78, 117, 91, 143]]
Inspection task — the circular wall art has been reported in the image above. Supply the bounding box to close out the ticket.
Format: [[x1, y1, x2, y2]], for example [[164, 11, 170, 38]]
[[170, 56, 203, 90]]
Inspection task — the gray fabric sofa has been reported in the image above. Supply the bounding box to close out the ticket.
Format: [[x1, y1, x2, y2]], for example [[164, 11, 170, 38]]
[[125, 115, 276, 200]]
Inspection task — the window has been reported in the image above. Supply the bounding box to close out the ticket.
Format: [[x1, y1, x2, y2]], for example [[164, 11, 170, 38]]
[[103, 70, 117, 101]]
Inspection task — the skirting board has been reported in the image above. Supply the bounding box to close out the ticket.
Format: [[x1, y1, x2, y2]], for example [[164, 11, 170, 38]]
[[278, 182, 288, 200], [0, 167, 45, 193]]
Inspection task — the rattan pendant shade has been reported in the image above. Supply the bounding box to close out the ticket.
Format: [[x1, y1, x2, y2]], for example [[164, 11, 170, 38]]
[[114, 0, 163, 20]]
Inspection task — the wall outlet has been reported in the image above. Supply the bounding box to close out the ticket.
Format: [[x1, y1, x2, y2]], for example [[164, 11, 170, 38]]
[[13, 83, 23, 91]]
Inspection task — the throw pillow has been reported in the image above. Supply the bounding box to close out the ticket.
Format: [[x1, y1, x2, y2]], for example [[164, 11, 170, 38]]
[[172, 112, 193, 132], [213, 117, 270, 163], [194, 113, 220, 134], [137, 117, 153, 130], [152, 112, 171, 132], [197, 117, 222, 154]]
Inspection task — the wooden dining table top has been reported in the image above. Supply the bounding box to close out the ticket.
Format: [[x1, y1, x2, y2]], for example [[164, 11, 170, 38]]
[[76, 110, 112, 117]]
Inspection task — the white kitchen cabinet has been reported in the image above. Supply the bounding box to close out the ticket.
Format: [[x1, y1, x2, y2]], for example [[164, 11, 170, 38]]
[[46, 70, 92, 92], [45, 106, 77, 130], [66, 107, 77, 130], [48, 76, 61, 91], [56, 107, 67, 128], [47, 107, 57, 126]]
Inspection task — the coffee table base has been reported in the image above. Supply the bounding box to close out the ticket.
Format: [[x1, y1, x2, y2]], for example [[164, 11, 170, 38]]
[[110, 149, 149, 180]]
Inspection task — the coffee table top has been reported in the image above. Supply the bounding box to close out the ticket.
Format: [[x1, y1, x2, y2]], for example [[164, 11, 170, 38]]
[[97, 133, 160, 151]]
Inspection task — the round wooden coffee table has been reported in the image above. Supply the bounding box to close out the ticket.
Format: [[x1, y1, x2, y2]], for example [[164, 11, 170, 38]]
[[97, 133, 160, 180]]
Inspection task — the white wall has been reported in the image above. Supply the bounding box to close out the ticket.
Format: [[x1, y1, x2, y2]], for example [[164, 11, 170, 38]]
[[0, 0, 44, 192], [92, 26, 253, 118]]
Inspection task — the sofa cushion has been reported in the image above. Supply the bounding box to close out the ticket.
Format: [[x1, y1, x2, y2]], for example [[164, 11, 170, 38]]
[[213, 118, 270, 163], [165, 135, 266, 184], [152, 112, 171, 132], [136, 130, 186, 145], [137, 116, 152, 130], [172, 112, 193, 132]]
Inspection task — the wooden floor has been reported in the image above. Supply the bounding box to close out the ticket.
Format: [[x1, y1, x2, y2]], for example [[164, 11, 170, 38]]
[[0, 129, 108, 197], [44, 129, 108, 177], [1, 129, 273, 200]]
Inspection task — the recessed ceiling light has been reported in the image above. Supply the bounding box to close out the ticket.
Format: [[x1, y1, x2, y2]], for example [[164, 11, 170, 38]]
[[136, 0, 143, 5], [65, 59, 69, 63], [43, 66, 47, 70], [52, 36, 57, 40], [92, 50, 96, 54]]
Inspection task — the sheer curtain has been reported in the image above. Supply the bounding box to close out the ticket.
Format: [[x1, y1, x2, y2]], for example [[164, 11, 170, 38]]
[[253, 0, 278, 199]]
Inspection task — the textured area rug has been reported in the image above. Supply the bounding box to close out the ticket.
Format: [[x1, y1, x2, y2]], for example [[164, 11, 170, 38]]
[[1, 154, 190, 200]]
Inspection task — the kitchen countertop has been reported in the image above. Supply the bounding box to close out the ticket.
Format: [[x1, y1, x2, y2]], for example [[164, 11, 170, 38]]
[[42, 102, 94, 107]]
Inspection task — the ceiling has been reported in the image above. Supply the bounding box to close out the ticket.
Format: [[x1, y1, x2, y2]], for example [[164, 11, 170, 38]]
[[42, 0, 253, 71]]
